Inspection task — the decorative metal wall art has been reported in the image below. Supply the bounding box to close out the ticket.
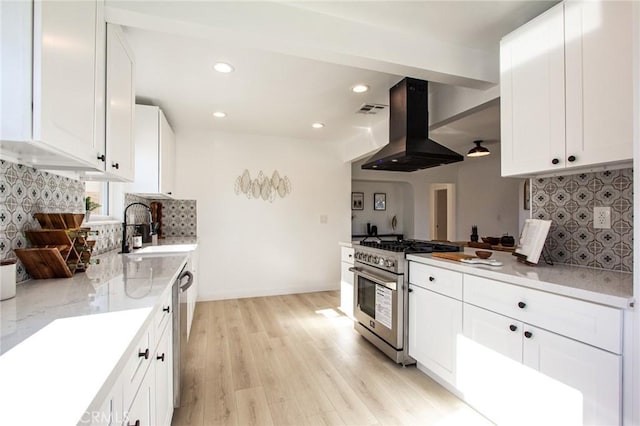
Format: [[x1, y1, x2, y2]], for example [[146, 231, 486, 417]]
[[234, 170, 291, 202]]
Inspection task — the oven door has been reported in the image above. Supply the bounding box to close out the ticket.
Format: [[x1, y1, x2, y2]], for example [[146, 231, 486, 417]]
[[350, 264, 403, 349]]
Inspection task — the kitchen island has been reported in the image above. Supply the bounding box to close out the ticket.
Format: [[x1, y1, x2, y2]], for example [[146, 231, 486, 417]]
[[0, 249, 189, 425]]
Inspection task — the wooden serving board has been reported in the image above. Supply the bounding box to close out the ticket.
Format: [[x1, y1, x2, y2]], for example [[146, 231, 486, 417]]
[[14, 248, 73, 279], [25, 230, 73, 247], [432, 252, 476, 262]]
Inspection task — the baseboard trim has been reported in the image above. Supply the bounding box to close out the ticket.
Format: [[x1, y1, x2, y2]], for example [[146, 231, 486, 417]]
[[197, 283, 340, 301]]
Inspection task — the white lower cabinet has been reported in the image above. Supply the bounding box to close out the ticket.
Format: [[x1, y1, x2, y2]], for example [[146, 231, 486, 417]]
[[463, 303, 523, 363], [462, 303, 621, 425], [154, 321, 173, 426], [523, 325, 621, 426], [127, 368, 154, 426], [408, 284, 462, 387], [339, 246, 355, 318], [88, 290, 174, 426], [408, 260, 624, 426], [90, 378, 123, 426]]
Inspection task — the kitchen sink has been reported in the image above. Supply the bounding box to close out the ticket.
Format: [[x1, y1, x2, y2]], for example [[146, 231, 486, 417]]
[[127, 244, 197, 255]]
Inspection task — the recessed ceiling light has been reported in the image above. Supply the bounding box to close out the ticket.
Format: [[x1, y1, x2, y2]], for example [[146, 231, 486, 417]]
[[311, 122, 325, 129], [352, 84, 369, 93], [213, 62, 234, 73], [213, 112, 227, 118]]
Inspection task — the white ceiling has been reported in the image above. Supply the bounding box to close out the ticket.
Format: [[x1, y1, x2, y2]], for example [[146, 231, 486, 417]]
[[125, 27, 400, 142], [286, 1, 556, 51], [112, 1, 557, 144]]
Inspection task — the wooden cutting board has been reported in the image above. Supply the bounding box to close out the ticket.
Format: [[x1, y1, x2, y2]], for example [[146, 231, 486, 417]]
[[432, 252, 476, 262], [14, 248, 73, 279]]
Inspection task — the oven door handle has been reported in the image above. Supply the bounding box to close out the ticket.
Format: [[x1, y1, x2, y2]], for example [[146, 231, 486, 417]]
[[349, 267, 397, 291]]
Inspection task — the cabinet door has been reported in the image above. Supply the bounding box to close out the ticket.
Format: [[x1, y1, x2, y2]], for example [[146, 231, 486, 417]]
[[35, 0, 101, 168], [127, 367, 154, 426], [462, 303, 522, 363], [106, 24, 135, 181], [408, 285, 462, 386], [159, 111, 176, 196], [565, 1, 633, 169], [154, 326, 173, 426], [340, 262, 354, 318], [523, 325, 622, 426], [500, 2, 565, 176]]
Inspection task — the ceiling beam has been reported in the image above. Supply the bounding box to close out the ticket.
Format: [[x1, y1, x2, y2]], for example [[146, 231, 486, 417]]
[[105, 1, 498, 89]]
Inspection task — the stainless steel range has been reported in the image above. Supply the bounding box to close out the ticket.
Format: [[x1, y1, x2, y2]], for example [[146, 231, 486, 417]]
[[350, 240, 461, 365]]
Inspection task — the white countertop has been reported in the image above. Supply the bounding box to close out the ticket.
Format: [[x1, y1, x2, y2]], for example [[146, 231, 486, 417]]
[[0, 248, 191, 425], [0, 250, 188, 355], [407, 249, 633, 309], [339, 241, 354, 248], [0, 308, 152, 425]]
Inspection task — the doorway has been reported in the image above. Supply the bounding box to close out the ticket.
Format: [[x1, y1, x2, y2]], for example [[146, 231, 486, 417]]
[[430, 184, 456, 241]]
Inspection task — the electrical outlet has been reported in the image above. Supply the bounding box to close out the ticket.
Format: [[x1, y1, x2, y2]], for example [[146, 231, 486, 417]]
[[320, 214, 328, 224], [593, 207, 611, 229]]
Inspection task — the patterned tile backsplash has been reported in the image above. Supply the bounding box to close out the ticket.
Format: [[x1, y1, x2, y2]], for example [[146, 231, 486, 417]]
[[124, 194, 197, 237], [0, 160, 198, 283], [531, 168, 633, 272], [0, 160, 85, 282], [90, 222, 123, 255]]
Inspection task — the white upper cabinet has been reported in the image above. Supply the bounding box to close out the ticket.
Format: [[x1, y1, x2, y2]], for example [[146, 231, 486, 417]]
[[105, 23, 135, 181], [500, 3, 565, 177], [564, 1, 633, 170], [128, 105, 176, 197], [0, 0, 105, 170], [501, 1, 633, 177]]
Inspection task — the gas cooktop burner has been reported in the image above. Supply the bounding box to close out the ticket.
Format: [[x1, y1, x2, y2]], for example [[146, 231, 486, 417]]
[[359, 239, 461, 254]]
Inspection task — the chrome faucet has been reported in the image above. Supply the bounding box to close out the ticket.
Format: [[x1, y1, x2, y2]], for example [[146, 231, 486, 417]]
[[121, 202, 154, 253]]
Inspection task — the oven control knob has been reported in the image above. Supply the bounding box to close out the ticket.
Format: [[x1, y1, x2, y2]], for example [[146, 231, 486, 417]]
[[367, 254, 373, 262], [385, 259, 395, 268], [378, 257, 385, 266], [372, 256, 379, 264]]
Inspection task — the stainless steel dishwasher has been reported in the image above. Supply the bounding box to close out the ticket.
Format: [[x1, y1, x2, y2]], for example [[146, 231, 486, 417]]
[[172, 263, 194, 407]]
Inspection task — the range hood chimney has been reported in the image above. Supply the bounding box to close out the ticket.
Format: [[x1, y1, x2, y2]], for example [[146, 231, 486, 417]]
[[361, 78, 463, 172]]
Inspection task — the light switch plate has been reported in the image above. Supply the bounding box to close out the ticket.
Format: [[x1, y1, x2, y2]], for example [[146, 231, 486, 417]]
[[593, 207, 611, 229]]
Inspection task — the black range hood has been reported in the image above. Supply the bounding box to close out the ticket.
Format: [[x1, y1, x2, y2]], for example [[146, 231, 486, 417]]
[[361, 78, 463, 172]]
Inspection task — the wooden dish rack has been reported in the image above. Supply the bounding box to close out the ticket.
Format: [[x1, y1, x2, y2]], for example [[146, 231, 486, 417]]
[[15, 213, 99, 279]]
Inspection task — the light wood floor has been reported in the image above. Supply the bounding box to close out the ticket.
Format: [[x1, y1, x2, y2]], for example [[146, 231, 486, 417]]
[[172, 291, 491, 426]]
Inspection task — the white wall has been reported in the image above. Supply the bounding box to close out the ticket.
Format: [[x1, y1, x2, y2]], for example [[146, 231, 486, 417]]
[[175, 130, 351, 300], [455, 144, 521, 240], [351, 180, 411, 236], [352, 160, 459, 240]]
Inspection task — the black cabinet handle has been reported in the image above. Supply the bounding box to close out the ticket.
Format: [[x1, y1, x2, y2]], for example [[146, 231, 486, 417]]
[[408, 288, 413, 293], [112, 162, 120, 169], [138, 348, 149, 359], [429, 276, 435, 282], [97, 154, 106, 162], [551, 158, 560, 165], [568, 155, 576, 162], [167, 192, 172, 195], [509, 324, 518, 332], [157, 353, 165, 361], [524, 331, 533, 339], [163, 306, 170, 313], [518, 301, 526, 309], [128, 420, 140, 426]]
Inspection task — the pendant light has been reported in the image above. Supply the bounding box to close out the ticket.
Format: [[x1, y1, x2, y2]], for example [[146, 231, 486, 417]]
[[467, 140, 490, 157]]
